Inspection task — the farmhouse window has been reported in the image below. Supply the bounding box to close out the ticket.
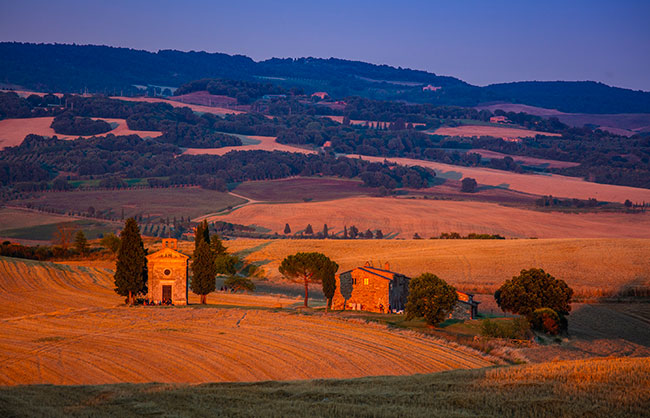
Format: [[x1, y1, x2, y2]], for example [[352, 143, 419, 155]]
[[364, 278, 369, 285]]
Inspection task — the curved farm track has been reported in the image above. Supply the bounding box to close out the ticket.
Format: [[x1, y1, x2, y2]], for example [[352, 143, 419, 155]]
[[0, 257, 493, 385]]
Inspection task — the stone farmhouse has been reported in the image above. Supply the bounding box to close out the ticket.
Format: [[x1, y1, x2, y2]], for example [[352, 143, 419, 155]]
[[145, 238, 189, 305], [331, 262, 480, 319]]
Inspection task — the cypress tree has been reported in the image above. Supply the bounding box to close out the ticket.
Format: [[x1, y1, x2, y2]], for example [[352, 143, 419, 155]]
[[74, 230, 89, 256], [284, 223, 291, 234], [191, 239, 217, 304], [114, 218, 147, 305]]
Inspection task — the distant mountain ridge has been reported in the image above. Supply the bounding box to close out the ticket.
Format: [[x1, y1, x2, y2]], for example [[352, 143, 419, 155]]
[[1, 42, 649, 114]]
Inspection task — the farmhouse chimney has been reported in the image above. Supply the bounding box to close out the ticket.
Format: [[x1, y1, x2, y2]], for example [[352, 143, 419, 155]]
[[384, 262, 390, 271]]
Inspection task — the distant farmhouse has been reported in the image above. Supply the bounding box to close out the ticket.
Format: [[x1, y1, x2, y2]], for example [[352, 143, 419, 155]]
[[145, 238, 189, 305], [311, 91, 329, 100], [489, 115, 510, 124], [332, 262, 479, 319]]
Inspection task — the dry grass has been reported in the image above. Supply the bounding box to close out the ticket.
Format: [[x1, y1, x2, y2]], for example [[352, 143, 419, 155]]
[[347, 154, 650, 203], [182, 134, 315, 155], [0, 117, 161, 148], [0, 257, 492, 386], [207, 196, 650, 239], [0, 357, 646, 417], [217, 238, 650, 298], [432, 124, 561, 140]]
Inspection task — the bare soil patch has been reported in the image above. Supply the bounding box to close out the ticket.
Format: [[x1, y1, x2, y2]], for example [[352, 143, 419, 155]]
[[232, 177, 375, 202]]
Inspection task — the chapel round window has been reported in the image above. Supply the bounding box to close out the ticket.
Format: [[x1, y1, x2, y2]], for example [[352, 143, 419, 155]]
[[163, 268, 172, 276]]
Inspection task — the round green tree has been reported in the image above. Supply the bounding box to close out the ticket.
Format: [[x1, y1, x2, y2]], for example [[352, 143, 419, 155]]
[[494, 268, 573, 319], [405, 273, 458, 326], [279, 252, 338, 308], [114, 218, 147, 305]]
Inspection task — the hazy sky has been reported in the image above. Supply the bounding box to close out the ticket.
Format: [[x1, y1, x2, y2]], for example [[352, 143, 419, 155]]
[[2, 0, 649, 90]]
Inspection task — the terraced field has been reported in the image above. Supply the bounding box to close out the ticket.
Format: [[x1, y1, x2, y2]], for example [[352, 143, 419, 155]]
[[0, 257, 492, 385]]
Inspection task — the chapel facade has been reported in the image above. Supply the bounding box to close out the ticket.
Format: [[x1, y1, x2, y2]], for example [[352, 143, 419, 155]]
[[145, 238, 189, 305]]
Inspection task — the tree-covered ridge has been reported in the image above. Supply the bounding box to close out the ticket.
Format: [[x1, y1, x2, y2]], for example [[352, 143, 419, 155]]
[[2, 42, 650, 113], [0, 133, 435, 195]]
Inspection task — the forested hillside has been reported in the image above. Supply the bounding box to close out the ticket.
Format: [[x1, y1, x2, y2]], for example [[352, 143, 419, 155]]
[[2, 42, 650, 113]]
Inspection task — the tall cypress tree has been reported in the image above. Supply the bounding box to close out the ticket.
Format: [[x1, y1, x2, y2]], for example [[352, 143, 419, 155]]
[[191, 239, 217, 304], [114, 218, 147, 305]]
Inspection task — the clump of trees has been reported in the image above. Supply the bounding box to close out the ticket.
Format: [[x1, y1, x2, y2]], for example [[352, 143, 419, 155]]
[[494, 268, 573, 334], [405, 273, 458, 326], [113, 218, 147, 305], [50, 112, 112, 136], [279, 252, 338, 309]]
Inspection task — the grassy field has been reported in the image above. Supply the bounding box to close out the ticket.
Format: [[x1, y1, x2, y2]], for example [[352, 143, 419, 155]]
[[213, 238, 650, 298], [0, 257, 492, 386], [10, 187, 246, 221], [111, 96, 246, 116], [208, 196, 650, 239], [0, 356, 646, 417]]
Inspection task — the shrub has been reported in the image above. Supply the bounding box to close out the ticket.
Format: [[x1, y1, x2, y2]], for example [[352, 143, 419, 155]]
[[530, 308, 564, 335], [480, 317, 530, 340], [405, 273, 457, 326], [224, 275, 255, 292]]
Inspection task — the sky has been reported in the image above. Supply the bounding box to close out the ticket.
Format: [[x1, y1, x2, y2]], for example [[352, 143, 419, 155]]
[[1, 0, 649, 91]]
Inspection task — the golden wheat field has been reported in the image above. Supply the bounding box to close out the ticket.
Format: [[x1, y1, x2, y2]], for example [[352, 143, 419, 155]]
[[1, 356, 647, 417], [207, 196, 650, 239], [211, 238, 650, 297], [0, 257, 493, 385], [0, 117, 161, 148], [347, 155, 650, 203]]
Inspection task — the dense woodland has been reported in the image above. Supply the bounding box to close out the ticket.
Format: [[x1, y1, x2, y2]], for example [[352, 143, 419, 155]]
[[3, 42, 650, 113], [0, 83, 649, 193]]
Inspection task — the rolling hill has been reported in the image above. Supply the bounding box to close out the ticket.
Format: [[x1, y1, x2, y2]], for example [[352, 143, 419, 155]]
[[2, 42, 649, 113]]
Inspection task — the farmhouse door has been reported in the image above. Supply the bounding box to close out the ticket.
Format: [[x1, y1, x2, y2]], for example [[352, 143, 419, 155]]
[[162, 285, 172, 302]]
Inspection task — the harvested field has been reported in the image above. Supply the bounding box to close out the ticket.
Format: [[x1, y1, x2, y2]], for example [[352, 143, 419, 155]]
[[469, 148, 580, 169], [182, 135, 315, 155], [0, 257, 492, 385], [232, 177, 375, 202], [348, 154, 650, 203], [218, 238, 650, 298], [111, 96, 246, 115], [10, 187, 246, 221], [1, 357, 646, 417], [208, 196, 650, 239], [0, 117, 161, 148], [431, 124, 561, 141]]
